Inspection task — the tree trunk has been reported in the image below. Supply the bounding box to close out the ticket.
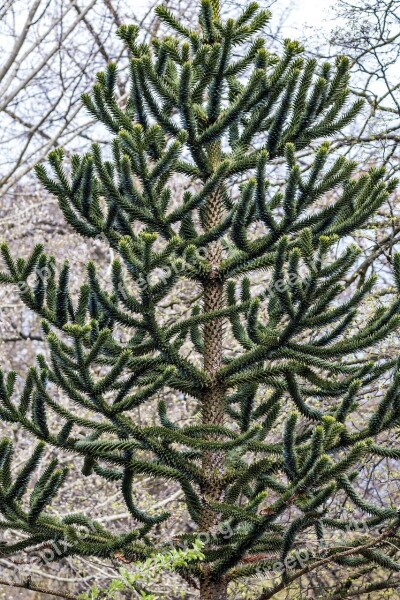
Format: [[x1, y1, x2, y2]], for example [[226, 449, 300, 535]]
[[200, 578, 228, 600], [199, 142, 228, 600]]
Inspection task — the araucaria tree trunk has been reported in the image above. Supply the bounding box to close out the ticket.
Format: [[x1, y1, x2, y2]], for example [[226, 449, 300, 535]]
[[200, 143, 228, 599], [1, 1, 400, 599]]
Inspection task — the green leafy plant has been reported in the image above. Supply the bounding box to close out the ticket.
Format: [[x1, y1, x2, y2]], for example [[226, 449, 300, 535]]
[[1, 0, 400, 599], [80, 541, 205, 599]]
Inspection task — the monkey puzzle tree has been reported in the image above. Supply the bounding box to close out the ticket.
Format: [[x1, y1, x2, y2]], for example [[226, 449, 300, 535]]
[[1, 1, 400, 599]]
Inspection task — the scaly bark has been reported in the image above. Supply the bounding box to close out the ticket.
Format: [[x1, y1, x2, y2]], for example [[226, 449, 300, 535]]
[[199, 143, 228, 600]]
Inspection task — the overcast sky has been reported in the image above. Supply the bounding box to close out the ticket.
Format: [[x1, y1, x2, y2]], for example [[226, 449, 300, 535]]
[[274, 0, 336, 32], [9, 0, 339, 48], [134, 0, 338, 38]]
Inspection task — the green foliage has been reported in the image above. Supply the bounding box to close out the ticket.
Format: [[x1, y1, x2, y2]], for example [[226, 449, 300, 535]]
[[0, 0, 400, 597], [79, 541, 204, 599]]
